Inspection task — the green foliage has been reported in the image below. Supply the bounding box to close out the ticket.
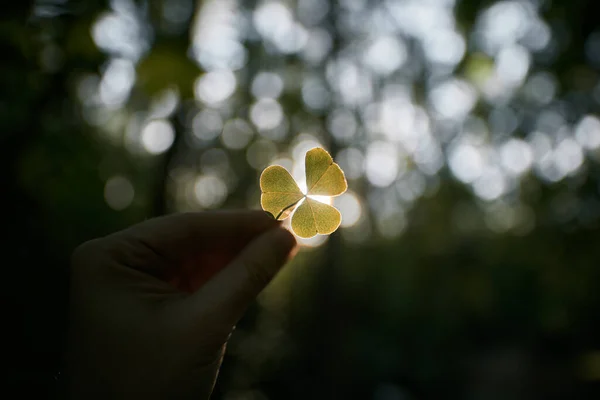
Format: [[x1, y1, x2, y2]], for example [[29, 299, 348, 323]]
[[136, 41, 201, 98]]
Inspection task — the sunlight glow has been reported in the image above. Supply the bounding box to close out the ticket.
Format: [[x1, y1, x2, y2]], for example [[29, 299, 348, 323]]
[[250, 99, 284, 131], [575, 115, 600, 150], [194, 70, 237, 105], [141, 119, 175, 154], [500, 138, 534, 176], [449, 143, 485, 183], [335, 191, 362, 227], [91, 0, 148, 62], [362, 36, 407, 75], [191, 0, 247, 71], [430, 79, 477, 120], [194, 174, 228, 208], [366, 141, 401, 187]]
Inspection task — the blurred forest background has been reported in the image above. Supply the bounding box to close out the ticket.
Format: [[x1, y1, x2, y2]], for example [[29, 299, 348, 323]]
[[3, 0, 600, 398]]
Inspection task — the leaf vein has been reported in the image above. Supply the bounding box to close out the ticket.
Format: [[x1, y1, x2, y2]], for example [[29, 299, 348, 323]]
[[307, 164, 333, 194]]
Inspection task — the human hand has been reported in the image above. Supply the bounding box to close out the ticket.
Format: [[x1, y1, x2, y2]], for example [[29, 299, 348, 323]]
[[66, 211, 297, 399]]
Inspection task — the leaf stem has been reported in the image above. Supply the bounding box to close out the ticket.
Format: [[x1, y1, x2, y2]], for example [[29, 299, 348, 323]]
[[275, 197, 304, 220]]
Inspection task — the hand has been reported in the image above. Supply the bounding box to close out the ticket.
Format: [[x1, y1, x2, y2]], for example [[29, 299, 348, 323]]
[[66, 210, 297, 399]]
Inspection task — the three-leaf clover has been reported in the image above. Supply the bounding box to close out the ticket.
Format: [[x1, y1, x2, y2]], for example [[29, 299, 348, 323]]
[[260, 147, 348, 238]]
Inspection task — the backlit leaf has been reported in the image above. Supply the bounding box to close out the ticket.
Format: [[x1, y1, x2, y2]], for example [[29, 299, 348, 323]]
[[260, 165, 304, 220], [305, 148, 347, 196], [291, 198, 342, 238], [259, 147, 348, 238]]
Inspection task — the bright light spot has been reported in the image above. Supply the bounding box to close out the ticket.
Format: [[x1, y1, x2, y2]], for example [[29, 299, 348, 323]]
[[307, 195, 333, 205], [423, 29, 466, 66], [246, 139, 277, 170], [363, 36, 407, 75], [192, 109, 223, 141], [104, 176, 135, 210], [475, 1, 532, 55], [250, 99, 284, 131], [500, 138, 533, 176], [328, 60, 373, 106], [292, 137, 323, 162], [91, 0, 148, 62], [141, 119, 175, 154], [194, 70, 237, 105], [388, 1, 454, 40], [529, 130, 552, 161], [295, 231, 328, 248], [336, 147, 365, 180], [302, 28, 332, 64], [302, 76, 331, 110], [378, 94, 418, 143], [536, 156, 565, 183], [194, 175, 228, 208], [98, 58, 135, 108], [430, 79, 477, 120], [251, 72, 284, 99], [270, 157, 294, 174], [335, 191, 362, 228], [575, 115, 600, 150], [366, 141, 401, 187], [448, 143, 485, 183], [414, 136, 444, 176], [554, 138, 584, 176], [278, 23, 309, 54], [327, 109, 357, 143], [191, 0, 247, 71], [495, 45, 531, 86], [253, 2, 308, 54], [473, 167, 506, 201], [221, 118, 254, 149]]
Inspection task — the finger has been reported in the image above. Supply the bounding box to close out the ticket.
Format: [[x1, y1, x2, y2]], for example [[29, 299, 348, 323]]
[[104, 210, 279, 268], [185, 225, 297, 333]]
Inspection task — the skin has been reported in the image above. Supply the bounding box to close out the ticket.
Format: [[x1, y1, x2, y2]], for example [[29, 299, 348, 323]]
[[66, 210, 297, 399]]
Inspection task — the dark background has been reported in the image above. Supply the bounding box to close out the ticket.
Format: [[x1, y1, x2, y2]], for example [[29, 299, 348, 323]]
[[3, 0, 600, 398]]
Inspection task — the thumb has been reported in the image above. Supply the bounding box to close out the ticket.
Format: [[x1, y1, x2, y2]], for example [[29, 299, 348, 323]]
[[184, 226, 297, 333]]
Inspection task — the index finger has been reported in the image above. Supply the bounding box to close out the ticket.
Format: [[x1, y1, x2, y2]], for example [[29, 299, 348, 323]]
[[107, 210, 280, 262]]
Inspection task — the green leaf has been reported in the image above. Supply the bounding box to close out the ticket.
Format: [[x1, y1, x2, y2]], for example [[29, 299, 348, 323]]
[[291, 198, 342, 238], [305, 147, 348, 196], [259, 147, 348, 238], [260, 165, 304, 220]]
